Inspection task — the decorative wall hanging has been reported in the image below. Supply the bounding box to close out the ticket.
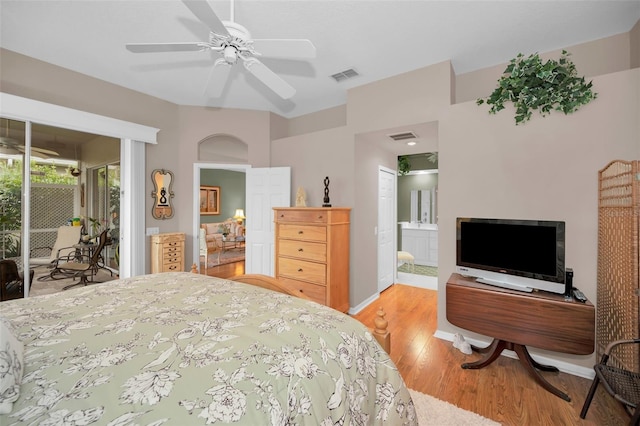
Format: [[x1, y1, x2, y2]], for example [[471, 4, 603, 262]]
[[199, 185, 220, 215], [476, 50, 597, 125], [151, 169, 174, 219]]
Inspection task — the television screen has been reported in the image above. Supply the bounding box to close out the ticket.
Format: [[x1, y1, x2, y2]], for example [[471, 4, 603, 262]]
[[456, 218, 566, 293]]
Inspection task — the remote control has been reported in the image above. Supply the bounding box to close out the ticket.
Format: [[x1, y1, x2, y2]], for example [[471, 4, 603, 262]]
[[572, 288, 587, 303]]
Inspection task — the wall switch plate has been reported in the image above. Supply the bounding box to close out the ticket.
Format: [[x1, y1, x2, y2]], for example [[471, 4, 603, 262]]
[[146, 227, 159, 236]]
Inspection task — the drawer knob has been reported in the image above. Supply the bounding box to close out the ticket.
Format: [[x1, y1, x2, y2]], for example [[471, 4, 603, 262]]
[[318, 215, 323, 219], [298, 248, 304, 252], [298, 268, 303, 272], [298, 230, 304, 234]]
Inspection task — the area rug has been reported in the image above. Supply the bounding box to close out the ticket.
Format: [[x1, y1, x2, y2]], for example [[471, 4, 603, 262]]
[[409, 389, 500, 425], [205, 248, 245, 267]]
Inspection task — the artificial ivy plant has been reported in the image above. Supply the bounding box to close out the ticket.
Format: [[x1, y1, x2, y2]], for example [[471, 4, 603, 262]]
[[398, 156, 411, 176], [477, 50, 597, 125]]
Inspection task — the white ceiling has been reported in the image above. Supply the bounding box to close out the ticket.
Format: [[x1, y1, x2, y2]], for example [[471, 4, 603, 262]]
[[1, 1, 639, 119]]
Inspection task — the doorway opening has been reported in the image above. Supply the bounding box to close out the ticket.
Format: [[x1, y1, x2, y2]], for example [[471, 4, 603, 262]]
[[396, 152, 438, 289]]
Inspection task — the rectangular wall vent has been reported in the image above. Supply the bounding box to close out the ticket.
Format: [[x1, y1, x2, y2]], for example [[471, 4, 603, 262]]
[[331, 68, 359, 82], [388, 131, 417, 141]]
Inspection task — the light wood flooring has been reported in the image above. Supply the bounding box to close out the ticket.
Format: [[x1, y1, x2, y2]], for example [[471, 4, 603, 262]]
[[204, 262, 628, 425], [354, 283, 629, 426]]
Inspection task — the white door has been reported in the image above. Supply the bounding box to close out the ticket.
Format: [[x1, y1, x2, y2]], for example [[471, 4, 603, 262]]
[[245, 167, 290, 275], [378, 167, 396, 292]]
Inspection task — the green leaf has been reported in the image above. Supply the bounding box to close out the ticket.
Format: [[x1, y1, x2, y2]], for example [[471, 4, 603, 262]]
[[476, 50, 597, 124]]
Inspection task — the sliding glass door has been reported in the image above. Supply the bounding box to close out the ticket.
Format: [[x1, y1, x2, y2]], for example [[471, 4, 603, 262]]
[[89, 163, 120, 273], [0, 119, 25, 266]]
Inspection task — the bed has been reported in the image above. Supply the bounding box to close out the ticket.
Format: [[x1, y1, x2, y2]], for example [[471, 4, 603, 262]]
[[0, 272, 416, 425]]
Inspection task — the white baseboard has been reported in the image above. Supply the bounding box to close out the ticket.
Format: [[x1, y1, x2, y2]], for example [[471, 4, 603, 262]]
[[349, 292, 380, 315], [396, 272, 438, 290], [434, 329, 595, 380]]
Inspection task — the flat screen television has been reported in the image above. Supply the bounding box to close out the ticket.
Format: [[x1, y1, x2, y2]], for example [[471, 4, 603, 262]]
[[455, 217, 566, 294]]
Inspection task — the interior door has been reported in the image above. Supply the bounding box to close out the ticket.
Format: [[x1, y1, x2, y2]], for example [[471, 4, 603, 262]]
[[378, 166, 396, 292], [245, 167, 290, 275]]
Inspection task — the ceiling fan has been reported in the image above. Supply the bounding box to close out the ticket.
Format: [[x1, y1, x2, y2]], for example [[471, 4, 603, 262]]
[[0, 120, 60, 159], [125, 0, 316, 99]]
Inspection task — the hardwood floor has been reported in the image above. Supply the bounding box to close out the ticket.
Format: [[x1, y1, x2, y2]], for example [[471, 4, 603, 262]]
[[353, 284, 629, 426], [208, 264, 628, 424], [199, 259, 245, 279]]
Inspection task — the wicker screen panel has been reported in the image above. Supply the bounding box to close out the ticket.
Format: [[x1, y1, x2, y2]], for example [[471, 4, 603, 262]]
[[29, 185, 77, 254], [597, 160, 639, 371]]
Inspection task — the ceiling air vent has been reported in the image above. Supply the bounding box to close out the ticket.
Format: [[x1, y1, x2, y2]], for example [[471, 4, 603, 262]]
[[331, 68, 359, 82], [388, 131, 417, 141]]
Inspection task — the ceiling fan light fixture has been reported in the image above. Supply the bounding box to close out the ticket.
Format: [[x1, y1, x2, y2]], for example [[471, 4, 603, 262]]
[[223, 45, 238, 63], [126, 0, 315, 100]]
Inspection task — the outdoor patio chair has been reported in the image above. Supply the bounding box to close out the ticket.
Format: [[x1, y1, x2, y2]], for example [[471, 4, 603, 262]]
[[30, 225, 82, 268], [55, 230, 109, 290], [580, 338, 640, 425], [0, 259, 33, 301]]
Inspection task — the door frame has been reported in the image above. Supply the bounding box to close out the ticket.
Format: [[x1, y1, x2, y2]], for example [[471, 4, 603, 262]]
[[192, 163, 250, 272], [0, 93, 158, 295]]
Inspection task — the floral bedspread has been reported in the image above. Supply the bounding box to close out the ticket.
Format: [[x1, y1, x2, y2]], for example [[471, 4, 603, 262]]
[[0, 272, 416, 425]]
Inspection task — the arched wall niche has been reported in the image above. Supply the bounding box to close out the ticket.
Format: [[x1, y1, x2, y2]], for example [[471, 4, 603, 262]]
[[198, 134, 248, 163]]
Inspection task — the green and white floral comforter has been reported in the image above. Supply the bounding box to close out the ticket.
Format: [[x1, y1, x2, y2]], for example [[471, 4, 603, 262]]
[[0, 272, 416, 425]]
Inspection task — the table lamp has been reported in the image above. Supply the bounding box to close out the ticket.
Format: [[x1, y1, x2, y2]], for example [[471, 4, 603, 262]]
[[233, 209, 246, 225]]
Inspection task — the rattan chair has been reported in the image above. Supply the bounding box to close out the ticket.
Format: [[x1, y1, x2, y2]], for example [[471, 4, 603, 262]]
[[581, 339, 640, 425]]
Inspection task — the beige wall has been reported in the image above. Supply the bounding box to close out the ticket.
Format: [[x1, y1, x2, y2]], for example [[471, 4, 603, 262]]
[[455, 31, 633, 104], [438, 68, 639, 369], [347, 61, 453, 134], [286, 105, 347, 138], [2, 21, 639, 372], [632, 19, 640, 69], [0, 48, 181, 272], [270, 28, 639, 372]]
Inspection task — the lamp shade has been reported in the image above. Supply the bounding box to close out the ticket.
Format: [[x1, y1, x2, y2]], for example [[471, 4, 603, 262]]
[[233, 209, 246, 220]]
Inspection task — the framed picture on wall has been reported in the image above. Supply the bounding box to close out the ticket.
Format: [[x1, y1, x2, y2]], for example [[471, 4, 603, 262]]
[[200, 185, 220, 215]]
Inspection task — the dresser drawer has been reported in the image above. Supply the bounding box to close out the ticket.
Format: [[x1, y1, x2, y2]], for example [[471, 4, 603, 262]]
[[275, 209, 328, 224], [278, 258, 326, 285], [154, 233, 185, 244], [162, 261, 182, 272], [278, 224, 326, 242], [278, 277, 327, 305], [163, 245, 181, 255], [278, 239, 326, 262], [163, 251, 181, 261]]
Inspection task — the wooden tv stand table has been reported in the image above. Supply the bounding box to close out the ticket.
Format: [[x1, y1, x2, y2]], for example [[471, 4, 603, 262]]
[[446, 273, 595, 402]]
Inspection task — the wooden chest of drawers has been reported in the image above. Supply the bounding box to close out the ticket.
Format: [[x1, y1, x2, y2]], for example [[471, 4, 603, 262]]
[[274, 207, 350, 312], [150, 232, 185, 273]]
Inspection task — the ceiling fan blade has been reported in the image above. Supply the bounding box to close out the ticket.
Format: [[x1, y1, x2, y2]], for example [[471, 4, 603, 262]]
[[182, 0, 229, 36], [0, 137, 59, 157], [242, 58, 296, 99], [126, 42, 207, 53], [31, 146, 60, 157], [204, 59, 232, 98], [12, 146, 53, 159], [251, 39, 316, 59]]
